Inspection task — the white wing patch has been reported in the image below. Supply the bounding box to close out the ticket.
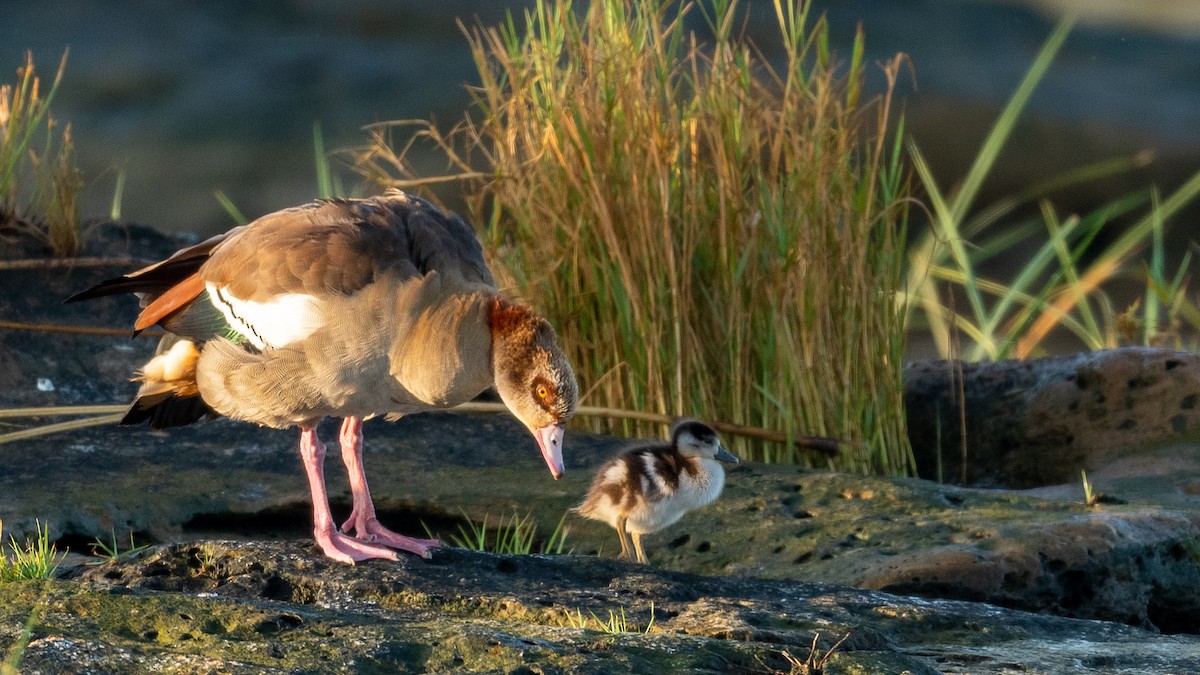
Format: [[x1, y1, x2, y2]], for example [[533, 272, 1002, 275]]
[[640, 453, 674, 500], [601, 461, 628, 486], [207, 283, 324, 349]]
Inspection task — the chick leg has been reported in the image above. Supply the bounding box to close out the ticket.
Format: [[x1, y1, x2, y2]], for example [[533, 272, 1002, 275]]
[[631, 532, 648, 564], [337, 416, 441, 558], [615, 515, 633, 561]]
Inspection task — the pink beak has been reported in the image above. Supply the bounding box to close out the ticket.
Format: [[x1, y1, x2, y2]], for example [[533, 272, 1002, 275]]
[[534, 423, 566, 480]]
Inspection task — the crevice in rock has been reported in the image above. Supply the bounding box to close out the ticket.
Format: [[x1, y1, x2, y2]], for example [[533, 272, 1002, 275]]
[[180, 501, 463, 540]]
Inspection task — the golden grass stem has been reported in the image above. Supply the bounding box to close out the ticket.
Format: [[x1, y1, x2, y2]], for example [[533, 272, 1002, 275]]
[[0, 320, 163, 338], [0, 402, 837, 456], [0, 257, 151, 270], [1015, 167, 1200, 357], [0, 405, 126, 418], [0, 414, 123, 445], [906, 17, 1200, 360]]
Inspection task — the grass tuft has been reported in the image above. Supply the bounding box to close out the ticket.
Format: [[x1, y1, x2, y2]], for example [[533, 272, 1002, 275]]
[[191, 542, 223, 577], [0, 51, 83, 256], [358, 0, 913, 474], [426, 510, 572, 555], [561, 601, 655, 634], [0, 519, 63, 582], [1080, 469, 1103, 507], [87, 529, 150, 565], [779, 631, 851, 674]]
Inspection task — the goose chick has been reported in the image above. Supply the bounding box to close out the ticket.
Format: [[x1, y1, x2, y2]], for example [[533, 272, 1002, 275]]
[[575, 420, 738, 564]]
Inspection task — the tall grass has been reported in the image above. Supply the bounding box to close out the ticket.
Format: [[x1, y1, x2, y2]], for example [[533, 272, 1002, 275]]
[[0, 51, 82, 256], [904, 18, 1200, 360], [359, 0, 914, 473]]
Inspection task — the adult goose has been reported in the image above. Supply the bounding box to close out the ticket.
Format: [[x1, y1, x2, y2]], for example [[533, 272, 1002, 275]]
[[70, 190, 578, 564]]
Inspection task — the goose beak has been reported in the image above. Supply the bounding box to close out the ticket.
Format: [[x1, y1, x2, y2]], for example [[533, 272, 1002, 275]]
[[534, 423, 566, 479], [716, 446, 740, 464]]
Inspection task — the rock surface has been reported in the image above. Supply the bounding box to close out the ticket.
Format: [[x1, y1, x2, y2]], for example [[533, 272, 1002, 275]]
[[905, 350, 1200, 487], [4, 540, 1200, 674]]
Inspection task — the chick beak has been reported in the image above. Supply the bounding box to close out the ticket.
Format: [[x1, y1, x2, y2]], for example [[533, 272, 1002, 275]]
[[715, 445, 740, 464], [534, 423, 566, 479]]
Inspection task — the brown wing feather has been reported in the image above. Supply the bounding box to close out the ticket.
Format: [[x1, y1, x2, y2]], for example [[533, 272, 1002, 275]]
[[202, 191, 495, 301], [74, 190, 494, 329]]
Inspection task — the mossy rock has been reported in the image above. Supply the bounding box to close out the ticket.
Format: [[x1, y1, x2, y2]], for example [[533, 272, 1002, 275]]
[[6, 541, 1200, 674]]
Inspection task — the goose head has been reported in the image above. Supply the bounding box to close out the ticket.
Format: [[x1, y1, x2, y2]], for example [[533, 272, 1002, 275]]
[[673, 420, 739, 464], [490, 301, 578, 479]]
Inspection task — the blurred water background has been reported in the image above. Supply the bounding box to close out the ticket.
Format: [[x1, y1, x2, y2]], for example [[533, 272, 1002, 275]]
[[1, 0, 1198, 238]]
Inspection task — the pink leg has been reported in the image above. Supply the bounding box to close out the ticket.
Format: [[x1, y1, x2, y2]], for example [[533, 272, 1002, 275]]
[[298, 427, 399, 564], [337, 417, 441, 558]]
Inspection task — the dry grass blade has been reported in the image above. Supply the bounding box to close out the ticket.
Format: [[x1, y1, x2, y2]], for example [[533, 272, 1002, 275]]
[[0, 257, 151, 270], [780, 630, 852, 674], [0, 413, 124, 445], [904, 17, 1200, 360], [0, 319, 163, 337], [1014, 168, 1200, 357], [0, 405, 126, 419], [0, 401, 835, 457]]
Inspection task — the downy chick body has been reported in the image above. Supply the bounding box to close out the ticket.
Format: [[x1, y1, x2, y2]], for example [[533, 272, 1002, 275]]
[[575, 420, 738, 563]]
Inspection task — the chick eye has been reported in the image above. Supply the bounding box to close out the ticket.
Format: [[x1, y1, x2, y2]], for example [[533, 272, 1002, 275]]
[[535, 384, 549, 399]]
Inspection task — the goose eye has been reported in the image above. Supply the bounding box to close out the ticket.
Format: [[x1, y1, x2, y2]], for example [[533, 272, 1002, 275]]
[[535, 384, 549, 399]]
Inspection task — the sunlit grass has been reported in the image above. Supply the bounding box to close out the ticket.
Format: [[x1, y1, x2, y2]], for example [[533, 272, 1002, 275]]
[[779, 631, 851, 675], [0, 519, 63, 582], [358, 0, 914, 474], [1080, 469, 1104, 507], [86, 529, 150, 565], [426, 510, 573, 555], [5, 4, 1192, 489], [0, 51, 83, 256], [561, 602, 655, 634], [903, 18, 1200, 360]]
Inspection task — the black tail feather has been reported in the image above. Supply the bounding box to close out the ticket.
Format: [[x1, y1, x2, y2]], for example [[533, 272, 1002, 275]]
[[65, 258, 208, 303], [65, 276, 166, 303], [66, 231, 227, 303], [121, 391, 217, 430]]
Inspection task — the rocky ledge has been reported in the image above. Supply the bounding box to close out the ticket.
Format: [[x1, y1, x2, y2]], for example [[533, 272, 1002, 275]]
[[2, 540, 1198, 674]]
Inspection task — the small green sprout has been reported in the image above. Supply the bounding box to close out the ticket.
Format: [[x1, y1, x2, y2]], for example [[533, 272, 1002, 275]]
[[87, 528, 150, 564], [1081, 469, 1103, 507], [0, 519, 64, 581]]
